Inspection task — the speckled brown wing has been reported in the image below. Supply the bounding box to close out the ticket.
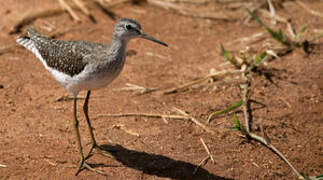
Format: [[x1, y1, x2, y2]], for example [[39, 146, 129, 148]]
[[27, 29, 109, 77]]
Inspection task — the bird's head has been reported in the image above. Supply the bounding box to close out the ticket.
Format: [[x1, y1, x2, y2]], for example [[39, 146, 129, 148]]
[[113, 18, 167, 47]]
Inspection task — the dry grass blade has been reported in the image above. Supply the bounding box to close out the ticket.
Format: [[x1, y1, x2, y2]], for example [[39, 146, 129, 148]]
[[97, 111, 217, 133], [200, 138, 214, 163], [44, 159, 58, 167], [147, 0, 233, 21], [267, 0, 276, 25], [163, 70, 242, 94], [167, 0, 212, 4], [96, 112, 191, 120], [55, 94, 104, 102], [73, 0, 90, 14], [278, 97, 291, 108], [258, 9, 288, 23], [266, 49, 279, 59], [286, 21, 296, 39], [0, 163, 7, 168], [296, 0, 323, 18], [72, 0, 96, 22], [228, 32, 265, 45], [113, 124, 140, 137], [116, 83, 158, 95], [93, 0, 123, 20], [173, 107, 216, 135], [58, 0, 81, 22], [10, 8, 64, 34], [313, 29, 323, 34], [193, 156, 209, 175], [9, 0, 124, 34]]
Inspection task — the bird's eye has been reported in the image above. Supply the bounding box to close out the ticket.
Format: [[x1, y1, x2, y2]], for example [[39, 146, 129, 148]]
[[125, 24, 132, 30]]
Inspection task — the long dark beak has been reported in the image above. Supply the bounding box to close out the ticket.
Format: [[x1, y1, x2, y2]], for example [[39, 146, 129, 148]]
[[140, 33, 168, 47]]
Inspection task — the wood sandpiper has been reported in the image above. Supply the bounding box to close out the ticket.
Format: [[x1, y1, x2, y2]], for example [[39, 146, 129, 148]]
[[16, 18, 167, 176]]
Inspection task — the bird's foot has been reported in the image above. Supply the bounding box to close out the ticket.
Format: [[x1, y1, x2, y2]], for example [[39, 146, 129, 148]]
[[75, 158, 107, 176]]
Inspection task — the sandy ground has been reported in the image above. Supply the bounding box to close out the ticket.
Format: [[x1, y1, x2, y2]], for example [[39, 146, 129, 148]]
[[0, 0, 322, 179]]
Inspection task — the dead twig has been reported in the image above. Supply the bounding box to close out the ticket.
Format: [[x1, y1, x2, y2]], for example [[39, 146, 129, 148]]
[[193, 156, 209, 175], [267, 0, 276, 25], [161, 116, 169, 124], [97, 109, 217, 135], [112, 124, 140, 137], [9, 0, 123, 34], [72, 0, 96, 22], [44, 158, 77, 168], [58, 0, 81, 22], [240, 64, 250, 133], [93, 0, 121, 20], [258, 9, 288, 24], [115, 83, 158, 95], [278, 97, 291, 108], [228, 32, 265, 45], [163, 70, 242, 94], [247, 132, 303, 178], [200, 138, 214, 163], [10, 8, 64, 34], [147, 0, 234, 21], [96, 112, 191, 120], [167, 0, 212, 4], [44, 159, 58, 167], [173, 107, 216, 135], [313, 29, 323, 34], [296, 0, 323, 18], [55, 94, 105, 102], [0, 163, 7, 168]]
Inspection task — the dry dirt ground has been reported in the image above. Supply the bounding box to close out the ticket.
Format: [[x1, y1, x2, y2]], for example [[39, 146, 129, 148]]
[[0, 0, 322, 179]]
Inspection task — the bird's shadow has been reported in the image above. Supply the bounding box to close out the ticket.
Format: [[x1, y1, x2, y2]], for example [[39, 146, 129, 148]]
[[96, 144, 233, 180]]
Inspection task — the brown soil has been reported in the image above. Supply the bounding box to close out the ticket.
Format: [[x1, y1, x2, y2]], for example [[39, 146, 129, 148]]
[[0, 1, 322, 180]]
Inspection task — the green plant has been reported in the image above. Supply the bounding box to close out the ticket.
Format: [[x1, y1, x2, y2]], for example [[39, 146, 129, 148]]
[[247, 8, 323, 54]]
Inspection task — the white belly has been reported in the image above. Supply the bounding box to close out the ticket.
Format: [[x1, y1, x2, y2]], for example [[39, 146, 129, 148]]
[[55, 59, 126, 94]]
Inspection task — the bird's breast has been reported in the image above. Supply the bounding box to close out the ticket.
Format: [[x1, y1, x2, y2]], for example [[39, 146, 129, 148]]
[[72, 54, 126, 91]]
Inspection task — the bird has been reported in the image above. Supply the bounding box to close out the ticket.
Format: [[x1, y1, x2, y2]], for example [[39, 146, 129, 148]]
[[16, 18, 167, 175]]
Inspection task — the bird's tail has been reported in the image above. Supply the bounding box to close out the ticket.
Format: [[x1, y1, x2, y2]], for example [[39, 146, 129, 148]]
[[16, 35, 33, 51], [16, 28, 42, 53]]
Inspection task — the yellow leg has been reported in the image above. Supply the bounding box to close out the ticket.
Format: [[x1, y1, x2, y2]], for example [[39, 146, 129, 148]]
[[72, 95, 106, 176], [83, 91, 111, 158]]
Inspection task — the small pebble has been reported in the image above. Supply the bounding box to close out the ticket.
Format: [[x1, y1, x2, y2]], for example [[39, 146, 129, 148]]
[[4, 9, 11, 15]]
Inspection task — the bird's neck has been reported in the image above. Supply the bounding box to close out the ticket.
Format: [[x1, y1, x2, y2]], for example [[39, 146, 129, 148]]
[[109, 37, 129, 56]]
